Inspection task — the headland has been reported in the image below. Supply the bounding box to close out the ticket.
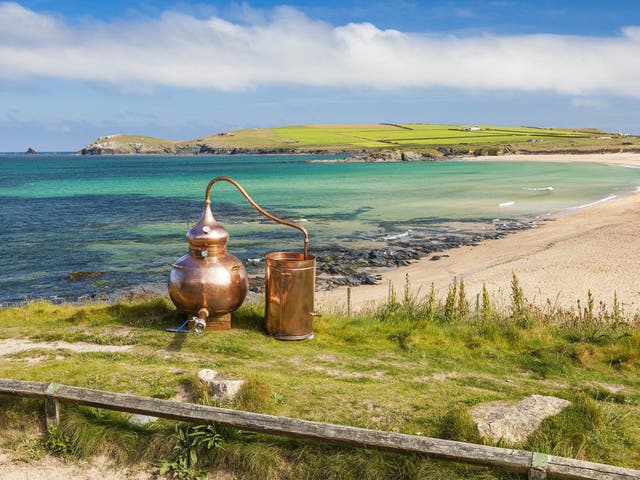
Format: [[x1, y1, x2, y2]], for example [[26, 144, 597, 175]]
[[78, 123, 640, 157]]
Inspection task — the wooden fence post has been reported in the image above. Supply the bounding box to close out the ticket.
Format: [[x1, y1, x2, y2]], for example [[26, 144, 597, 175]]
[[529, 452, 548, 480], [44, 382, 61, 433]]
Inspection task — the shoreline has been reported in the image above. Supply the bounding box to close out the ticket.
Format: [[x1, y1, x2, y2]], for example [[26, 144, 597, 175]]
[[0, 217, 533, 307], [3, 152, 640, 311], [461, 152, 640, 165], [318, 152, 640, 314]]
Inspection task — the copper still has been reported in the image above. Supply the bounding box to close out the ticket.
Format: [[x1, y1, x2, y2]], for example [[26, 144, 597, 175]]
[[265, 252, 316, 340], [168, 176, 316, 339]]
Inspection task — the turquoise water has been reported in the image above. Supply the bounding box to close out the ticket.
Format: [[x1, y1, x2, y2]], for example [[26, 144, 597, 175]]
[[1, 154, 639, 303]]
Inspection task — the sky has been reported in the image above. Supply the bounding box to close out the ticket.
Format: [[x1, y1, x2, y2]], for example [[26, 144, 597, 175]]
[[1, 1, 640, 151]]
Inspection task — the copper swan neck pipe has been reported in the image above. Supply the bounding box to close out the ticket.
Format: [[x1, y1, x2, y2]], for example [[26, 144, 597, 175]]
[[205, 176, 309, 259]]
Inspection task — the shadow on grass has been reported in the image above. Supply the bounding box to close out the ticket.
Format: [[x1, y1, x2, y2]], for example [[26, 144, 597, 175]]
[[230, 303, 265, 333], [104, 298, 182, 330], [166, 332, 188, 351]]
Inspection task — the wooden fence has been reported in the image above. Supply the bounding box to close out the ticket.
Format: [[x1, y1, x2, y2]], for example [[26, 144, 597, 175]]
[[0, 378, 638, 480]]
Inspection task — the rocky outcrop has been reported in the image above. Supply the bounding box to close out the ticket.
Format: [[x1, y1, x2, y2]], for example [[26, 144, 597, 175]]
[[79, 134, 449, 160], [79, 135, 352, 155], [25, 147, 38, 155], [309, 150, 436, 163], [80, 135, 175, 155], [174, 143, 301, 155], [436, 146, 471, 157], [470, 395, 570, 444]]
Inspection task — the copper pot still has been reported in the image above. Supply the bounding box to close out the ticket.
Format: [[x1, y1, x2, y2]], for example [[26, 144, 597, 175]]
[[168, 176, 315, 339]]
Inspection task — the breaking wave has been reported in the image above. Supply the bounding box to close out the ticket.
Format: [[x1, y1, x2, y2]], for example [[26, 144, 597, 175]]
[[573, 195, 617, 209], [383, 230, 411, 240]]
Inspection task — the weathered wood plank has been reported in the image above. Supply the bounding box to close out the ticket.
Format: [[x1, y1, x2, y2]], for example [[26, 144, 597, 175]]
[[547, 456, 640, 480], [51, 383, 533, 472], [0, 379, 49, 398]]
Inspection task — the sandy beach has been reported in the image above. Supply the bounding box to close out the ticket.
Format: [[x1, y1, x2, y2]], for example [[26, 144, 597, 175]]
[[318, 152, 640, 314]]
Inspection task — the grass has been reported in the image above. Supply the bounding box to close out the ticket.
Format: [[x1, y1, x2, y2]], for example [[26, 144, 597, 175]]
[[0, 281, 639, 478], [85, 123, 640, 155]]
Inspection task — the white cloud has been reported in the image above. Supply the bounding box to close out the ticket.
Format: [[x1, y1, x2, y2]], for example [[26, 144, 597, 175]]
[[1, 2, 640, 96]]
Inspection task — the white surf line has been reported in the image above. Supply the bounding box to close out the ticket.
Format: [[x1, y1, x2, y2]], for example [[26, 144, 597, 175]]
[[572, 195, 617, 210], [605, 163, 640, 169], [383, 230, 411, 240]]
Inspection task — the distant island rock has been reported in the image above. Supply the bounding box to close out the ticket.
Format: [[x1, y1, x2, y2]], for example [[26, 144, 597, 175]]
[[25, 147, 38, 155]]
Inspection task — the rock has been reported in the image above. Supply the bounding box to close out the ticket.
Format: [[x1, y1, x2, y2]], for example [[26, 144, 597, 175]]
[[470, 394, 570, 444], [436, 146, 469, 157], [128, 414, 158, 426], [173, 382, 196, 403], [198, 368, 219, 383], [310, 150, 437, 164], [25, 147, 38, 155], [66, 271, 105, 282], [198, 368, 244, 400], [401, 151, 423, 162], [209, 380, 245, 400]]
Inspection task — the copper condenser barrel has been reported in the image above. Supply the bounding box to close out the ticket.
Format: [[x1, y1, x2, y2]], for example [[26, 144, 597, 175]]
[[265, 252, 316, 340]]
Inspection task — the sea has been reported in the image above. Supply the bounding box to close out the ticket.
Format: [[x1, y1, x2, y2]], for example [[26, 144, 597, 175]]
[[1, 154, 639, 304]]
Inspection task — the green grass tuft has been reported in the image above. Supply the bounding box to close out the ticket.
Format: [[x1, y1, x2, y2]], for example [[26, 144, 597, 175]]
[[438, 404, 484, 444]]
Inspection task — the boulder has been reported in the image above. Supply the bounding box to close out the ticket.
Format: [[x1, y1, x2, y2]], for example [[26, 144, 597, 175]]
[[128, 414, 158, 426], [401, 151, 423, 162], [470, 394, 570, 444], [198, 368, 244, 400]]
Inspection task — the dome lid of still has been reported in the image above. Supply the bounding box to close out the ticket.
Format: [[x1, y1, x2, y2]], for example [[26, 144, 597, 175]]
[[186, 202, 229, 249]]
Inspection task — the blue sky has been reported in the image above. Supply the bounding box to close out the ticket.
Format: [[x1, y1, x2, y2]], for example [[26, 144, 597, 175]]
[[1, 1, 640, 151]]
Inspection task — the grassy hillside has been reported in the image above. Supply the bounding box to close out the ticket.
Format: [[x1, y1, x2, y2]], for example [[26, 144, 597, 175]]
[[1, 279, 639, 478], [81, 123, 640, 155], [193, 124, 603, 149]]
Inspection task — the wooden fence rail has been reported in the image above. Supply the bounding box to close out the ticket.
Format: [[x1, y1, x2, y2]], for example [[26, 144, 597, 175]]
[[0, 378, 638, 480]]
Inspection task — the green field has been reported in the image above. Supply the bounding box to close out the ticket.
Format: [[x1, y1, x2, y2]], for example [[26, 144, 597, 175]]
[[269, 124, 593, 148], [194, 124, 604, 150], [84, 123, 640, 155], [1, 280, 639, 479]]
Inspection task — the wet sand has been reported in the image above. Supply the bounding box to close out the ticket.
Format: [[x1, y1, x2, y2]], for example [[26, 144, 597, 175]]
[[318, 153, 640, 314]]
